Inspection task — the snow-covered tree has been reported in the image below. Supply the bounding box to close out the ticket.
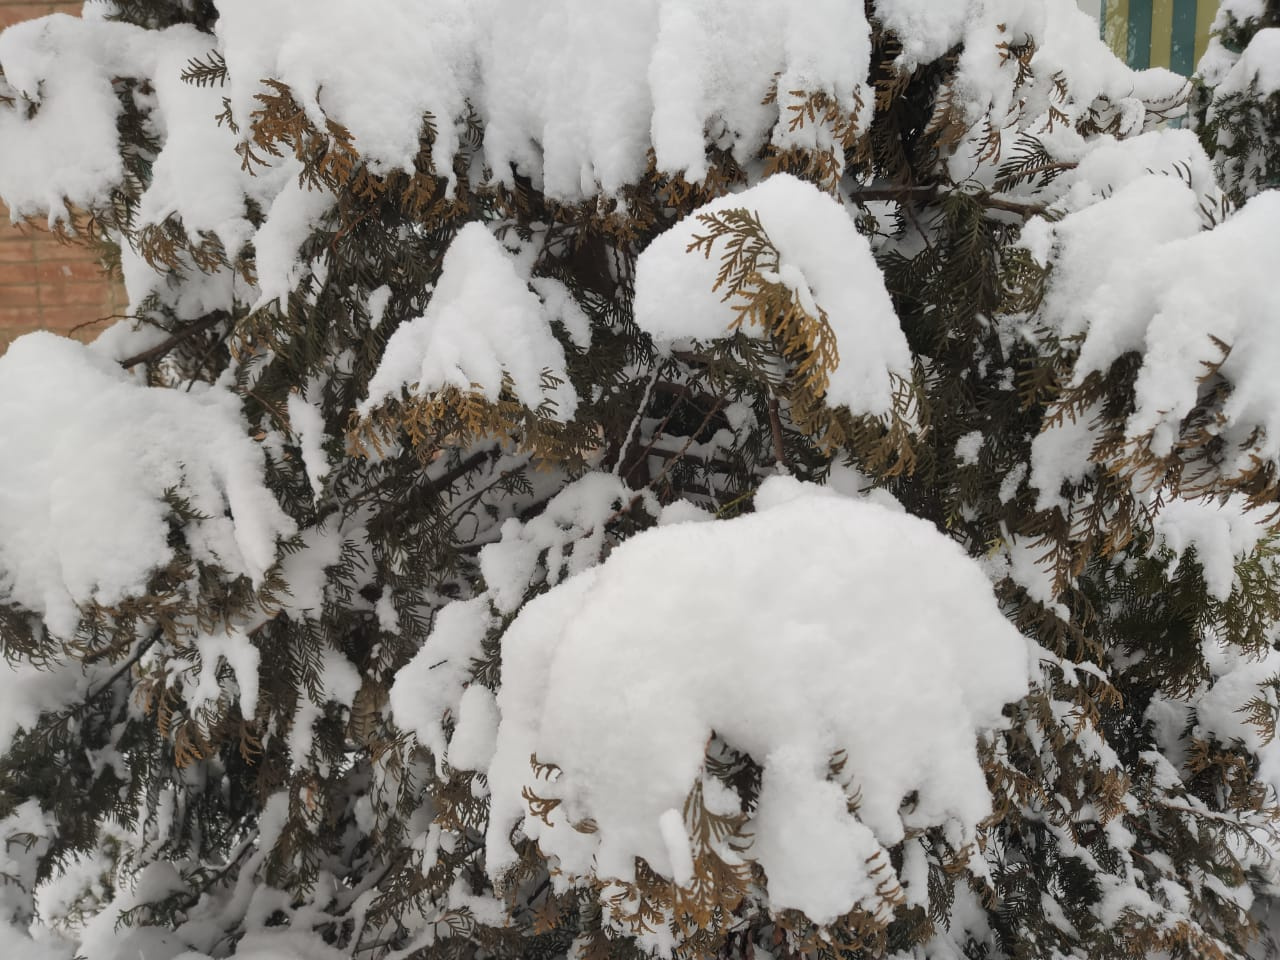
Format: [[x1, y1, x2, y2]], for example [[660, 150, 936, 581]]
[[0, 2, 1278, 959], [1193, 0, 1280, 203]]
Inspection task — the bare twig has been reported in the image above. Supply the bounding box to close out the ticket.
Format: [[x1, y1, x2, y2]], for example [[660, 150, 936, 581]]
[[767, 396, 787, 470]]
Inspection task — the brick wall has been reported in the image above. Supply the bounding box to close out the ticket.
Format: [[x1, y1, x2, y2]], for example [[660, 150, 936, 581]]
[[0, 1, 127, 354]]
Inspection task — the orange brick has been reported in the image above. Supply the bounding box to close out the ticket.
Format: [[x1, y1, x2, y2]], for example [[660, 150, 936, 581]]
[[0, 309, 42, 333], [39, 282, 114, 308], [34, 259, 107, 283], [0, 243, 35, 263], [38, 243, 106, 262], [0, 285, 41, 309], [0, 8, 44, 31], [0, 1, 104, 356], [0, 263, 38, 284]]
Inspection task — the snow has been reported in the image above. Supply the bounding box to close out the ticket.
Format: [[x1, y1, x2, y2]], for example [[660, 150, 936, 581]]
[[1057, 129, 1219, 214], [0, 800, 54, 925], [200, 0, 877, 199], [1203, 655, 1280, 785], [1, 0, 1277, 954], [287, 643, 362, 767], [1214, 29, 1280, 99], [656, 808, 694, 887], [286, 390, 330, 501], [388, 596, 493, 769], [0, 656, 87, 756], [1003, 534, 1067, 618], [251, 171, 336, 312], [1031, 174, 1202, 353], [1151, 496, 1269, 602], [446, 684, 499, 774], [1196, 9, 1278, 201], [874, 0, 977, 68], [0, 334, 295, 639], [365, 285, 393, 331], [939, 0, 1186, 185], [0, 16, 137, 221], [132, 26, 262, 262], [359, 222, 578, 420], [1030, 403, 1100, 513], [1055, 187, 1280, 468], [176, 931, 351, 960], [188, 626, 259, 721], [468, 477, 1032, 923], [955, 430, 984, 466], [276, 524, 344, 617], [633, 174, 911, 419], [216, 0, 477, 182], [478, 472, 638, 614], [528, 277, 591, 350]]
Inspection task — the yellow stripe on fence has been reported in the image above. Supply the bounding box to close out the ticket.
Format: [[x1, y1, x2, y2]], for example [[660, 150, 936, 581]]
[[1098, 0, 1222, 76], [1151, 0, 1175, 69]]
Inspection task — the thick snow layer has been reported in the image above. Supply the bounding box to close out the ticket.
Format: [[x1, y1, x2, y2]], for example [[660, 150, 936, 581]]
[[1055, 129, 1219, 215], [874, 0, 978, 68], [941, 0, 1186, 184], [447, 684, 499, 774], [0, 16, 141, 221], [215, 0, 478, 182], [132, 26, 261, 262], [214, 0, 873, 197], [251, 173, 336, 311], [0, 0, 1181, 337], [633, 174, 910, 419], [389, 597, 493, 769], [1151, 496, 1269, 602], [17, 2, 1168, 214], [1040, 187, 1280, 469], [478, 472, 638, 614], [1214, 29, 1280, 99], [1195, 642, 1280, 794], [0, 334, 294, 638], [471, 477, 1032, 923], [360, 223, 578, 420]]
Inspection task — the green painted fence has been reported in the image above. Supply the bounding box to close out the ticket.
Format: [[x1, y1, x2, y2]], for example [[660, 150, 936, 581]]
[[1100, 0, 1220, 74]]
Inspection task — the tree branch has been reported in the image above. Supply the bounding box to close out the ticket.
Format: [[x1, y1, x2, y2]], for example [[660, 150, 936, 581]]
[[118, 313, 226, 369]]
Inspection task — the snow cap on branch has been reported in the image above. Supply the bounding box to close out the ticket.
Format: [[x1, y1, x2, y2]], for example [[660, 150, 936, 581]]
[[470, 477, 1033, 922], [0, 334, 295, 639]]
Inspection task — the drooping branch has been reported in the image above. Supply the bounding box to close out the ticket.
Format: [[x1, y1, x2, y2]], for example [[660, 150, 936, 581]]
[[118, 313, 227, 369]]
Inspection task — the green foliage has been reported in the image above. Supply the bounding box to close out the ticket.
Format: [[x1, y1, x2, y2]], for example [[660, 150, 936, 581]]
[[1, 3, 1279, 960]]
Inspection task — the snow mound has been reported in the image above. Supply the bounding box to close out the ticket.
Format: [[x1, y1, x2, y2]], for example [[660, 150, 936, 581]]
[[214, 0, 873, 196], [633, 174, 910, 419], [0, 15, 142, 220], [468, 477, 1033, 924], [0, 334, 295, 639], [359, 222, 578, 420], [1037, 186, 1280, 471]]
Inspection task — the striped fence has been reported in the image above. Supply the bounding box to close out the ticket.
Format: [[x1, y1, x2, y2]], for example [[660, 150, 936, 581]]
[[1099, 0, 1220, 75]]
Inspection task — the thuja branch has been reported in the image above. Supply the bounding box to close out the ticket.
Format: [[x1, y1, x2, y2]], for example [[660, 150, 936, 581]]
[[848, 182, 1050, 218], [118, 313, 227, 369], [83, 628, 161, 702]]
